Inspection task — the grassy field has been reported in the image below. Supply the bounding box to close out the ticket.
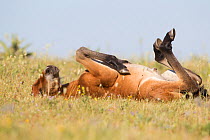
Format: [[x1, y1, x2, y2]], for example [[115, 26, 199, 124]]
[[0, 55, 210, 140]]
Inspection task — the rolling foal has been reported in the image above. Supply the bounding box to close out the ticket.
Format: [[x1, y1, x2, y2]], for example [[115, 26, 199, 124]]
[[63, 29, 206, 100], [32, 29, 207, 100]]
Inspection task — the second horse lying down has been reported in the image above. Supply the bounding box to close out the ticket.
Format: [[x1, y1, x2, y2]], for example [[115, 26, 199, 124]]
[[32, 29, 208, 101]]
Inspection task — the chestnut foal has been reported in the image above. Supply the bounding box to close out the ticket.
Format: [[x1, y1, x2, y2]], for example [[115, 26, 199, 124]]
[[32, 29, 207, 100]]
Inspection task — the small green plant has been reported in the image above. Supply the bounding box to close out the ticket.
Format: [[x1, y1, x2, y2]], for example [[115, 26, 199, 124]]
[[0, 34, 33, 59]]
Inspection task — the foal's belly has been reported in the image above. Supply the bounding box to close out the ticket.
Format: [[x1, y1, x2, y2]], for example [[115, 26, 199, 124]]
[[110, 64, 165, 97]]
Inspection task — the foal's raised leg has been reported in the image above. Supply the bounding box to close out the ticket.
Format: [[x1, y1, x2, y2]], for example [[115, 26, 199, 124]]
[[76, 47, 130, 74], [139, 29, 200, 100], [157, 29, 199, 93], [76, 47, 120, 85], [74, 47, 125, 97], [153, 37, 202, 85]]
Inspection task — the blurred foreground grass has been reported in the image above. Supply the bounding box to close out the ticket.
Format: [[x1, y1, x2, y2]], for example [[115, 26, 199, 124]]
[[0, 55, 210, 140]]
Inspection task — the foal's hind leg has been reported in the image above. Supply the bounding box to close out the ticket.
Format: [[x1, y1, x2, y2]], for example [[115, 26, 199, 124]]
[[156, 29, 199, 93], [76, 47, 119, 87], [76, 47, 130, 74], [153, 38, 202, 85]]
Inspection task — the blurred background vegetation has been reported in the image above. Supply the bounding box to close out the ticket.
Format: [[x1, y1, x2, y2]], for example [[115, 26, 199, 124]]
[[0, 35, 33, 60]]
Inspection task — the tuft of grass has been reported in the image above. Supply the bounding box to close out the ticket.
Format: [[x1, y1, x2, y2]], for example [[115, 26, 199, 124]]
[[0, 55, 209, 140]]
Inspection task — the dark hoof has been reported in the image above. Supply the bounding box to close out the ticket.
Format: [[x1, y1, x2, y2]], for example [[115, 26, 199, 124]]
[[158, 28, 176, 52], [162, 28, 176, 43], [153, 38, 165, 62], [104, 55, 130, 74], [119, 68, 130, 75], [153, 38, 162, 50], [169, 28, 176, 41], [118, 59, 130, 64]]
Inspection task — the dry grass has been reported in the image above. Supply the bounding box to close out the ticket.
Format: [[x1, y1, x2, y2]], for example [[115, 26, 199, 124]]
[[0, 55, 209, 140]]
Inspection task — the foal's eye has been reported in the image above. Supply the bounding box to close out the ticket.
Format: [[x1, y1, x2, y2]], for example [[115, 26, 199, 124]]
[[46, 69, 50, 74]]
